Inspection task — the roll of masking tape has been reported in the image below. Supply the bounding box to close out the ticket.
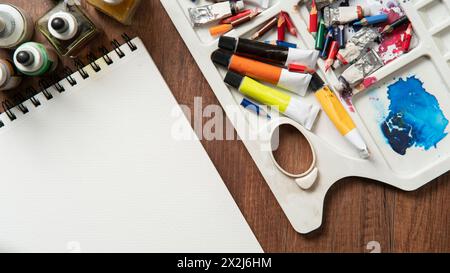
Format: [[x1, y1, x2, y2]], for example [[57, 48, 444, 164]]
[[267, 117, 319, 190]]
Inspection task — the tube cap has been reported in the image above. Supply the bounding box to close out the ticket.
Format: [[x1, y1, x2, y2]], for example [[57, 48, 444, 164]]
[[309, 73, 325, 92], [224, 71, 244, 89], [218, 36, 237, 52], [211, 49, 232, 67], [235, 1, 245, 11]]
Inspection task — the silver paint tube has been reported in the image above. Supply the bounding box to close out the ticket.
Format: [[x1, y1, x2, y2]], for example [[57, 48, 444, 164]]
[[333, 27, 379, 69], [335, 49, 384, 93], [189, 0, 245, 26]]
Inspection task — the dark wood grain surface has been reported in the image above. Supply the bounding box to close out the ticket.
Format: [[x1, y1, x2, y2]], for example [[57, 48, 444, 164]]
[[1, 0, 449, 253]]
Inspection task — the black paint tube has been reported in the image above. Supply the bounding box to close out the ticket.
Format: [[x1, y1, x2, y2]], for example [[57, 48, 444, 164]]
[[218, 36, 318, 68]]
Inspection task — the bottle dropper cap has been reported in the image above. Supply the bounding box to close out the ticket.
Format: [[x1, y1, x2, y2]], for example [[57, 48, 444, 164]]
[[211, 49, 232, 68], [16, 51, 33, 66], [51, 17, 69, 33], [218, 36, 237, 52], [48, 12, 78, 40]]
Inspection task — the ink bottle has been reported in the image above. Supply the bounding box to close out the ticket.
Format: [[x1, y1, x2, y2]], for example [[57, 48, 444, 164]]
[[0, 58, 22, 91], [13, 42, 59, 76], [0, 4, 33, 49], [37, 1, 99, 57], [87, 0, 141, 25]]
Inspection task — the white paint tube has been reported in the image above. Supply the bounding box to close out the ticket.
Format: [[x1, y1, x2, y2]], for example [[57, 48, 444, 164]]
[[189, 1, 245, 26], [335, 49, 384, 93]]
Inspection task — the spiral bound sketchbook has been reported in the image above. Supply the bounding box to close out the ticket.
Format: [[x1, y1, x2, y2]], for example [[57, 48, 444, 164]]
[[0, 37, 261, 253]]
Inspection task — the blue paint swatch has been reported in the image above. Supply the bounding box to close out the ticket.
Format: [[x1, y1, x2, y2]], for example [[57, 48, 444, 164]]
[[381, 76, 449, 155]]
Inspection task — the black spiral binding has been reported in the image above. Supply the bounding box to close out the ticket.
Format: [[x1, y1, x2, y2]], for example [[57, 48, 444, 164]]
[[1, 34, 138, 124]]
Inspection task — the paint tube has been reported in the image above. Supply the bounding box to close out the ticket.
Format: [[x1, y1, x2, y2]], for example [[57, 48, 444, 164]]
[[315, 0, 338, 9], [240, 98, 271, 119], [333, 27, 379, 69], [218, 36, 319, 68], [335, 49, 384, 93], [224, 71, 320, 130], [188, 0, 245, 26], [311, 74, 370, 159], [323, 5, 370, 26], [212, 49, 312, 96]]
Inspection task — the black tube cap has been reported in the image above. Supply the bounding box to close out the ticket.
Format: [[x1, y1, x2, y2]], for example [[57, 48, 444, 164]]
[[309, 73, 325, 92], [16, 51, 33, 65], [211, 49, 232, 67], [218, 36, 237, 52], [224, 71, 244, 89]]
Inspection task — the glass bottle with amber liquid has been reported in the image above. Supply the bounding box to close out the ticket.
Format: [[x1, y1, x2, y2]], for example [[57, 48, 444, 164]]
[[37, 1, 99, 57], [87, 0, 141, 25]]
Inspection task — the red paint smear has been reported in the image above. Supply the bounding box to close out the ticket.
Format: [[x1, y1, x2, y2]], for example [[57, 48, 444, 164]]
[[344, 97, 355, 113], [362, 76, 378, 89], [340, 90, 355, 113], [377, 7, 408, 64]]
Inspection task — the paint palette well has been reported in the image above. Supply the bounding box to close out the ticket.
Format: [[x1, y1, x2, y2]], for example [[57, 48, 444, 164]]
[[161, 0, 450, 234], [353, 56, 450, 175]]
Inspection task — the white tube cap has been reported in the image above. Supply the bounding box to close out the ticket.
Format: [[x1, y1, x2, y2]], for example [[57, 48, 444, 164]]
[[235, 1, 245, 11]]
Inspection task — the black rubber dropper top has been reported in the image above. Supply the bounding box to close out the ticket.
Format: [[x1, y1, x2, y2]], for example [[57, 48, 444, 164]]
[[16, 51, 33, 65], [51, 17, 67, 33]]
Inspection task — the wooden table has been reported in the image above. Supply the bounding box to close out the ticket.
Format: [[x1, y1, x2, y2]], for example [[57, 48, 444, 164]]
[[2, 0, 449, 253]]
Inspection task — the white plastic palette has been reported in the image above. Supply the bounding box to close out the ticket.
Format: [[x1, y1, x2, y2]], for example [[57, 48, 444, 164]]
[[161, 0, 450, 233]]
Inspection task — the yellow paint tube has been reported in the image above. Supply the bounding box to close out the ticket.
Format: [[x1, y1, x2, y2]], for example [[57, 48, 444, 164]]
[[311, 74, 370, 158], [224, 71, 320, 130]]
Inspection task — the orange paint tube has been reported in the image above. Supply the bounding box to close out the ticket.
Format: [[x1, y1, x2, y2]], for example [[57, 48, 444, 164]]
[[211, 49, 312, 96], [230, 54, 281, 84]]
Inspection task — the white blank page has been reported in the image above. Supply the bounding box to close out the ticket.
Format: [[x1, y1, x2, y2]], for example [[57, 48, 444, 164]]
[[0, 38, 261, 253]]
